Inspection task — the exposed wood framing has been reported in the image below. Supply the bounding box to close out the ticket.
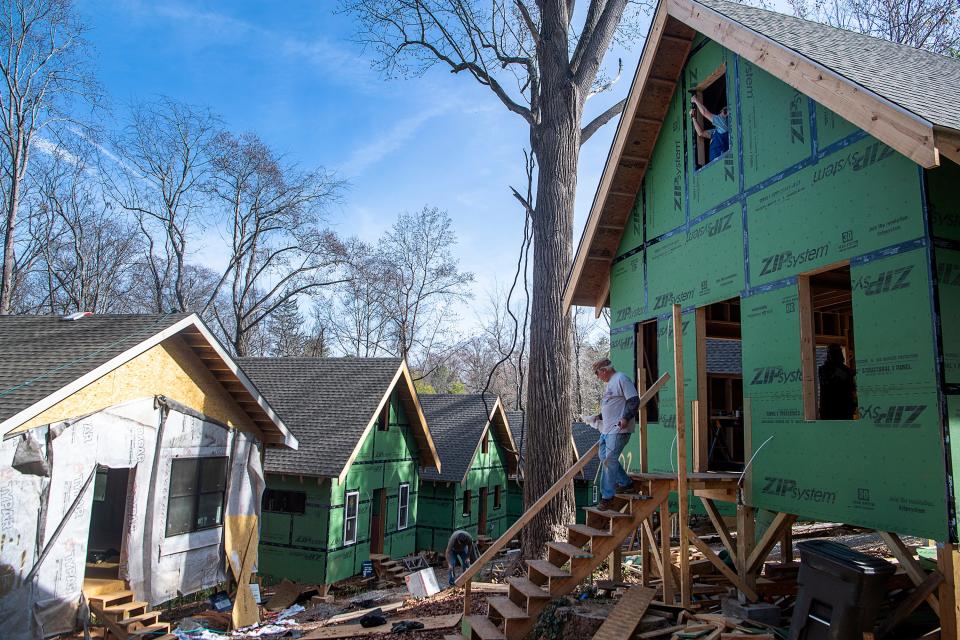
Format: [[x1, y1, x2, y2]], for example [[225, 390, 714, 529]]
[[695, 307, 708, 472], [672, 304, 691, 606], [746, 513, 797, 575], [685, 524, 759, 601], [938, 543, 960, 640], [701, 497, 737, 563], [797, 275, 817, 420], [880, 532, 941, 617]]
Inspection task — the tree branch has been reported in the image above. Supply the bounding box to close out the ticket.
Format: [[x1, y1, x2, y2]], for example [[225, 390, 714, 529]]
[[580, 97, 626, 145]]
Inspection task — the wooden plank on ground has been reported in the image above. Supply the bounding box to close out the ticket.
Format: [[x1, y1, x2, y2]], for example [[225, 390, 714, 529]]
[[305, 614, 462, 639], [592, 586, 656, 640], [470, 582, 510, 593], [323, 601, 403, 625]]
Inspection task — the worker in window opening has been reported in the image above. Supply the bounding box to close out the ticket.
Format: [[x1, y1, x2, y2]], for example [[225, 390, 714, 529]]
[[445, 529, 478, 587], [690, 94, 730, 162], [588, 358, 640, 510], [819, 343, 857, 420]]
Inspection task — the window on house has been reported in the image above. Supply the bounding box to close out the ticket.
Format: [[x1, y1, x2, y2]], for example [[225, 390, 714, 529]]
[[166, 457, 227, 537], [481, 431, 489, 454], [377, 400, 390, 431], [462, 490, 471, 517], [799, 265, 858, 421], [690, 66, 729, 169], [698, 298, 745, 473], [398, 484, 410, 530], [344, 491, 359, 544], [93, 468, 108, 502], [263, 489, 306, 515], [494, 485, 501, 510], [637, 319, 659, 422]]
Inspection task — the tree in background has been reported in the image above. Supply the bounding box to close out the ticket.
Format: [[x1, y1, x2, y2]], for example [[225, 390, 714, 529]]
[[202, 131, 346, 356], [267, 298, 309, 356], [0, 0, 97, 313], [787, 0, 958, 54], [108, 97, 220, 313], [342, 0, 646, 556]]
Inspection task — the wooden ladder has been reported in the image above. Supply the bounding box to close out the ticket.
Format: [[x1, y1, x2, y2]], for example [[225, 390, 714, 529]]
[[88, 586, 175, 640], [465, 480, 672, 640]]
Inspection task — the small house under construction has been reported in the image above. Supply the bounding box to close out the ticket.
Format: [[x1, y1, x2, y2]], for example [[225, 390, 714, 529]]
[[0, 313, 296, 639], [417, 394, 518, 553], [240, 357, 440, 588]]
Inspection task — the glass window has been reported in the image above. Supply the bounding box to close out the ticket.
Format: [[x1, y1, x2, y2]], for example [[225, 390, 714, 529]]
[[344, 491, 359, 545], [263, 489, 306, 514], [398, 484, 410, 530], [165, 457, 227, 537], [462, 489, 471, 517]]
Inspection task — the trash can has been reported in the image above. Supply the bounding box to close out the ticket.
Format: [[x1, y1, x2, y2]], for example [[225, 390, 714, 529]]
[[788, 539, 895, 640]]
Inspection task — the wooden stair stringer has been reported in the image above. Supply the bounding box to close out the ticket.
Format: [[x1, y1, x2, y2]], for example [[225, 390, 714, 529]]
[[486, 482, 671, 640]]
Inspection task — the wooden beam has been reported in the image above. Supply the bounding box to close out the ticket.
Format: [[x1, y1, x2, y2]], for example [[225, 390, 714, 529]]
[[659, 501, 674, 603], [746, 513, 797, 575], [666, 0, 939, 168], [672, 304, 691, 607], [937, 543, 959, 640], [595, 278, 611, 317], [700, 498, 737, 564], [685, 524, 759, 602], [695, 307, 708, 472], [797, 275, 817, 420], [935, 128, 960, 167], [643, 519, 666, 582], [879, 532, 940, 617], [877, 570, 943, 638], [737, 504, 757, 600]]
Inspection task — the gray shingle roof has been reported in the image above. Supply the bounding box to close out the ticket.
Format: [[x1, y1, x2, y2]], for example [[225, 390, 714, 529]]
[[508, 410, 601, 484], [699, 0, 960, 131], [706, 338, 742, 374], [239, 357, 402, 477], [420, 394, 502, 483], [0, 313, 190, 428]]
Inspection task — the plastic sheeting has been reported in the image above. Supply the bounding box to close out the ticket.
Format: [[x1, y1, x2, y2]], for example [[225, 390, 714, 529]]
[[0, 397, 265, 639]]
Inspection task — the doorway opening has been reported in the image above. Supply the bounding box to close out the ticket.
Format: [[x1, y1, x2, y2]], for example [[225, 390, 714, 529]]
[[370, 489, 386, 555], [696, 298, 745, 472], [85, 466, 130, 585], [478, 487, 488, 536]]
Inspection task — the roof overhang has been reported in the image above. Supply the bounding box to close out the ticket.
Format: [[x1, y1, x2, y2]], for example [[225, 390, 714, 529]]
[[2, 314, 298, 449], [564, 0, 957, 312], [337, 360, 441, 484]]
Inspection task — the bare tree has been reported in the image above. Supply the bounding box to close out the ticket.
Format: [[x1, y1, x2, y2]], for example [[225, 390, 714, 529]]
[[202, 131, 346, 356], [788, 0, 959, 54], [342, 0, 647, 555], [0, 0, 96, 313], [378, 206, 473, 373], [266, 298, 308, 356], [108, 97, 220, 313]]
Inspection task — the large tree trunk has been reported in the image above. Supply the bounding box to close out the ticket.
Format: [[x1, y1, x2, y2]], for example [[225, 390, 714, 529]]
[[522, 8, 583, 556], [1, 155, 24, 315]]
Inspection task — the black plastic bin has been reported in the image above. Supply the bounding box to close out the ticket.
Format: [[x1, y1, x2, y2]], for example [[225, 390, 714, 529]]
[[788, 539, 895, 640]]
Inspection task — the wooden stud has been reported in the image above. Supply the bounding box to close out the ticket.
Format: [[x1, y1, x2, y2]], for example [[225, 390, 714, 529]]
[[746, 513, 797, 575], [743, 399, 753, 504], [780, 525, 794, 564], [636, 324, 649, 473], [880, 532, 941, 617], [641, 519, 653, 587], [685, 524, 759, 602], [643, 519, 666, 582], [797, 275, 817, 421], [700, 498, 737, 564], [695, 307, 708, 472], [609, 546, 624, 582], [736, 504, 757, 602], [659, 500, 675, 604], [937, 543, 959, 640], [672, 304, 691, 607]]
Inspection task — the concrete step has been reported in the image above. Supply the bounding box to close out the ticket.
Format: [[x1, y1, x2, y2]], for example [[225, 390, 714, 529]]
[[466, 615, 506, 640]]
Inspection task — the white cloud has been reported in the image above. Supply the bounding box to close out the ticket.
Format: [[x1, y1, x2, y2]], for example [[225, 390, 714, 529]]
[[338, 103, 453, 176]]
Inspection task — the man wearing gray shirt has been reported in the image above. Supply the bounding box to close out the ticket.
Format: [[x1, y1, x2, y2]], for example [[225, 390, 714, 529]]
[[588, 358, 640, 510]]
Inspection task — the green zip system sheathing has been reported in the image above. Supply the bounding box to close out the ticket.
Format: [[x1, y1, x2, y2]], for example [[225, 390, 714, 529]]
[[258, 391, 421, 585], [606, 36, 955, 541], [417, 428, 510, 552]]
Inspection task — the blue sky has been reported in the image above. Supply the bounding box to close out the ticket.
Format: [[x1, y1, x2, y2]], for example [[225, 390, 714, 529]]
[[81, 0, 651, 328]]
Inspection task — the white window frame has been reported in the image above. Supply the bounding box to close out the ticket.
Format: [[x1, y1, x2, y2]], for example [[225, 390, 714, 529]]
[[344, 491, 359, 545], [398, 483, 410, 530], [592, 484, 599, 504]]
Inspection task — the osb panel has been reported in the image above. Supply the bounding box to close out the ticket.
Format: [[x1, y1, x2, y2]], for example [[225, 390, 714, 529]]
[[664, 15, 696, 39], [13, 336, 259, 435], [598, 193, 635, 228], [635, 79, 678, 121], [612, 161, 646, 196], [625, 122, 660, 158], [589, 226, 625, 255]]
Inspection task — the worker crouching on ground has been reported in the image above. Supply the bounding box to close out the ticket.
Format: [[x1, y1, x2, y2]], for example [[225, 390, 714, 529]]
[[446, 529, 478, 587], [587, 358, 641, 511]]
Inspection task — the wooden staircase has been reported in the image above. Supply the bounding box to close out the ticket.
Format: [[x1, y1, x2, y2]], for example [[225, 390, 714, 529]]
[[464, 480, 672, 640], [85, 581, 175, 640], [370, 553, 410, 585]]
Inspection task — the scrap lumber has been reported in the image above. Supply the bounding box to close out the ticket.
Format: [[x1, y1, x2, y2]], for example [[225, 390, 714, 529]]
[[591, 585, 656, 640], [304, 613, 462, 639], [323, 601, 404, 625]]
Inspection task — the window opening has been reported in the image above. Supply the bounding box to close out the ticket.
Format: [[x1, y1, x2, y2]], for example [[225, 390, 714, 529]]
[[637, 319, 659, 422], [263, 489, 306, 514], [689, 65, 729, 169], [462, 489, 471, 517], [481, 430, 489, 454], [166, 457, 227, 537], [799, 265, 857, 421], [699, 298, 745, 472], [377, 399, 390, 431], [344, 491, 359, 544], [398, 484, 410, 530], [494, 485, 502, 510]]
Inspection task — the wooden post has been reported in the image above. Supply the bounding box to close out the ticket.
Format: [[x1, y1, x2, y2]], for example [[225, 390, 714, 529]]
[[694, 307, 708, 472], [737, 504, 757, 602], [797, 275, 817, 420], [938, 543, 959, 640], [463, 581, 472, 621], [641, 519, 652, 586], [780, 526, 794, 564], [672, 304, 691, 607], [637, 362, 649, 473], [608, 546, 623, 582], [659, 500, 674, 603]]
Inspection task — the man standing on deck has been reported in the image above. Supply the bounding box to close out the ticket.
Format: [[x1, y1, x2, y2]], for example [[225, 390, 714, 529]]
[[589, 358, 641, 510]]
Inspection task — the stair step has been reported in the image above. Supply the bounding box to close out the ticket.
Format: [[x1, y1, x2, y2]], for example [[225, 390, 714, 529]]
[[89, 590, 134, 608], [466, 614, 506, 640], [527, 559, 570, 579], [584, 507, 632, 519], [127, 624, 172, 638], [101, 600, 149, 619], [546, 541, 593, 559], [567, 524, 613, 538], [615, 493, 651, 501], [117, 611, 160, 629], [507, 577, 551, 600], [488, 596, 529, 621]]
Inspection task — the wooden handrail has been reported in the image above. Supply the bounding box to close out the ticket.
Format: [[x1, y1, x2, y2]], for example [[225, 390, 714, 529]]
[[455, 371, 671, 590]]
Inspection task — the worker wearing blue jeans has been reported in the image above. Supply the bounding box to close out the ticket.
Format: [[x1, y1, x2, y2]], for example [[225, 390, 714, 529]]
[[588, 358, 640, 510], [445, 530, 477, 587]]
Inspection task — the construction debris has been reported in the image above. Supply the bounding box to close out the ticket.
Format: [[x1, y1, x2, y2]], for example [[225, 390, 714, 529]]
[[301, 613, 462, 639]]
